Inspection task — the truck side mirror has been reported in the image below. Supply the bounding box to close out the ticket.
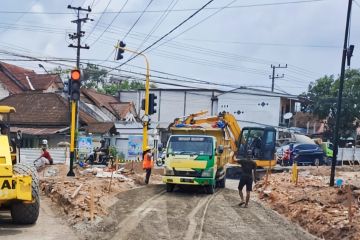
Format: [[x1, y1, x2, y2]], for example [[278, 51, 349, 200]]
[[217, 145, 224, 154]]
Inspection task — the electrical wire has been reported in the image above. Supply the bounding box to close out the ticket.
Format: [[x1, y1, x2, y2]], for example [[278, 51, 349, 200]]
[[89, 0, 129, 46], [130, 0, 179, 59], [0, 0, 330, 15], [85, 0, 113, 41], [148, 0, 238, 53], [110, 0, 215, 72], [122, 0, 154, 41]]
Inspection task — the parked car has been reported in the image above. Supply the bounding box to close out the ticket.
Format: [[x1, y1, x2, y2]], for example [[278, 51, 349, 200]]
[[277, 143, 325, 166]]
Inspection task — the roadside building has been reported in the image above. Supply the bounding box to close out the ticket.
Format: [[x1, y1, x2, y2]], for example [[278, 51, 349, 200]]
[[0, 92, 95, 147], [119, 88, 301, 146], [0, 62, 63, 99]]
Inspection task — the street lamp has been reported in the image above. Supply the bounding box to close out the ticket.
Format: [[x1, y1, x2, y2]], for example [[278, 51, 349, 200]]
[[38, 64, 50, 74], [114, 42, 150, 151]]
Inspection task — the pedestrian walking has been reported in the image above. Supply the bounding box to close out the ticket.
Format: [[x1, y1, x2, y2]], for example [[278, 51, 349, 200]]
[[143, 146, 153, 184], [237, 159, 257, 208]]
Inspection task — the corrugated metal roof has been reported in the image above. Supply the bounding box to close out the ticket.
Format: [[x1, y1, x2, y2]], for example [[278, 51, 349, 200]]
[[11, 126, 69, 135]]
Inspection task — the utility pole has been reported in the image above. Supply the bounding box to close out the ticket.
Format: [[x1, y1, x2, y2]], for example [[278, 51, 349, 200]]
[[67, 5, 92, 177], [330, 0, 353, 186], [269, 64, 287, 92]]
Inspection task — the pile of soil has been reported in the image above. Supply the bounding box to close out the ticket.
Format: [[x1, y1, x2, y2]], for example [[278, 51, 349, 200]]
[[39, 161, 163, 234], [256, 166, 360, 240]]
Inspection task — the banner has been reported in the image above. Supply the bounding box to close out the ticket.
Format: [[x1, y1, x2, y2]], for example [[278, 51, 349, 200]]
[[78, 137, 93, 154], [128, 135, 143, 158]]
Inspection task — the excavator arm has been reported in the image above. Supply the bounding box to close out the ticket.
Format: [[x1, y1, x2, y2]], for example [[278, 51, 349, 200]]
[[173, 111, 241, 155]]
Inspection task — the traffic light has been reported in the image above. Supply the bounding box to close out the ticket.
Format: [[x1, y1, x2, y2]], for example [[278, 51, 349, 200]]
[[70, 69, 81, 101], [149, 93, 157, 115], [116, 41, 126, 60]]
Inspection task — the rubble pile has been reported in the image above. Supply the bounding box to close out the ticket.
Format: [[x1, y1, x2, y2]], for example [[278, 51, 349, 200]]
[[39, 162, 163, 228], [256, 166, 360, 240]]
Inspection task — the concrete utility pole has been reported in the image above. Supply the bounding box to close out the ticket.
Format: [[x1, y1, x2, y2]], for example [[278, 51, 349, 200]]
[[67, 5, 92, 177], [330, 0, 353, 187], [269, 64, 287, 92]]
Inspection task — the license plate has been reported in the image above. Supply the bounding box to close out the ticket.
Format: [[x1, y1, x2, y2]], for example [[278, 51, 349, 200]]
[[181, 178, 194, 183]]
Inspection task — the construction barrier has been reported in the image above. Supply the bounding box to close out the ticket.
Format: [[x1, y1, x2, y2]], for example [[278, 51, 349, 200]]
[[19, 147, 69, 165]]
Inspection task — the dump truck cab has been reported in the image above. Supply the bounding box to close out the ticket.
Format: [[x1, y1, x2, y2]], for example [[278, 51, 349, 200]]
[[163, 111, 277, 193], [0, 105, 40, 224]]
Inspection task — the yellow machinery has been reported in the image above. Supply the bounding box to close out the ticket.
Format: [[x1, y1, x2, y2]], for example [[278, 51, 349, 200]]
[[163, 111, 277, 193], [175, 111, 277, 167], [0, 106, 40, 224]]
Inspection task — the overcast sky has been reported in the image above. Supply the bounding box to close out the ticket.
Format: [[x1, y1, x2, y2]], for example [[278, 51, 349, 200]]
[[0, 0, 359, 95]]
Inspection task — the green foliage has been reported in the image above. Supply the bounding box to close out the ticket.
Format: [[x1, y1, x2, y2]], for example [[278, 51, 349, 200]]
[[301, 69, 360, 138], [102, 80, 145, 95], [82, 63, 108, 89], [109, 146, 118, 157]]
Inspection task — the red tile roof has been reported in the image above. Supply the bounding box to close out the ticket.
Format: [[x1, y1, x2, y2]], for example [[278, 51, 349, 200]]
[[85, 122, 116, 134], [81, 88, 118, 113], [110, 102, 136, 119], [0, 92, 96, 126], [0, 62, 63, 92]]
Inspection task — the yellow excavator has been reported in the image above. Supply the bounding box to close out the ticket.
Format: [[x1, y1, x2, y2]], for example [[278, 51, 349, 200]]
[[163, 111, 277, 193], [174, 110, 277, 167], [0, 106, 40, 224]]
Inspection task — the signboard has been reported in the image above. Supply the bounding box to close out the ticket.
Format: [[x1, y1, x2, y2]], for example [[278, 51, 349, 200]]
[[78, 137, 93, 154], [128, 135, 143, 158]]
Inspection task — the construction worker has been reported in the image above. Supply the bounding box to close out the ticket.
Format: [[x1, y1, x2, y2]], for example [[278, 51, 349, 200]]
[[143, 146, 153, 184], [35, 147, 53, 168], [237, 159, 257, 208]]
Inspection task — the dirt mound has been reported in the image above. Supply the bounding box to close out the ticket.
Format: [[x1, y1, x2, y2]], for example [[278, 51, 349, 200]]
[[256, 166, 360, 240], [39, 162, 163, 236]]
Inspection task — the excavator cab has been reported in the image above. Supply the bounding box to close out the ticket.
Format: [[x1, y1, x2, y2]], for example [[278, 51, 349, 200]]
[[237, 127, 277, 168]]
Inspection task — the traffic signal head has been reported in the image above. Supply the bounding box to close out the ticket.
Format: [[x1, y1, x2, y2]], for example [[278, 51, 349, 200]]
[[116, 41, 126, 60], [70, 69, 81, 101], [149, 93, 157, 115]]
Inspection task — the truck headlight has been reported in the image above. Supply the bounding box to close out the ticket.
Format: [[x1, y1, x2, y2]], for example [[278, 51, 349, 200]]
[[201, 168, 213, 177], [164, 168, 175, 176]]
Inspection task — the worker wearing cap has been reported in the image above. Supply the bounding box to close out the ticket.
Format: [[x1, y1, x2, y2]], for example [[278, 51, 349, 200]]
[[143, 146, 153, 184]]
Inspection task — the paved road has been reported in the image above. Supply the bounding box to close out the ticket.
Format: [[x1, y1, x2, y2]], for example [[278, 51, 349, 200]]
[[1, 180, 317, 240], [0, 197, 78, 240]]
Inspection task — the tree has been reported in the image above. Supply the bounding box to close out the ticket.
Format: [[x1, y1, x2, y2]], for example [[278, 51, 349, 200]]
[[300, 69, 360, 138], [82, 63, 108, 88]]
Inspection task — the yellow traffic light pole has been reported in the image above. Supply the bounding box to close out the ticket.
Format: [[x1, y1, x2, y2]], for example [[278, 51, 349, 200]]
[[114, 44, 150, 151]]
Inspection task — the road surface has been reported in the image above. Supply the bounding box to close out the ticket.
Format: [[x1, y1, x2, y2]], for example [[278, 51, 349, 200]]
[[0, 198, 78, 240], [1, 180, 317, 240]]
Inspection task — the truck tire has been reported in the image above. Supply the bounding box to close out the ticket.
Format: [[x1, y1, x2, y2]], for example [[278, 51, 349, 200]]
[[11, 164, 40, 224], [205, 184, 215, 194], [218, 177, 226, 188], [166, 183, 175, 192]]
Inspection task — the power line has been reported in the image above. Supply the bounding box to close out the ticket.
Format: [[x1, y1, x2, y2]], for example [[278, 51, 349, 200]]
[[130, 0, 179, 58], [148, 0, 238, 53], [85, 0, 113, 41], [110, 0, 215, 72], [177, 38, 341, 49], [89, 0, 129, 46], [122, 0, 154, 41], [0, 0, 330, 15]]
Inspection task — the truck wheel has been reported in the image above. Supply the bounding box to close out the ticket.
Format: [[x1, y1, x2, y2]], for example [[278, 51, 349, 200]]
[[218, 177, 226, 188], [11, 164, 40, 224], [205, 184, 215, 194], [166, 183, 174, 192]]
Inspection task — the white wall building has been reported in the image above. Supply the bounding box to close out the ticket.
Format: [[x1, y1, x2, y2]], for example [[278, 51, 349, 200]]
[[119, 88, 299, 129]]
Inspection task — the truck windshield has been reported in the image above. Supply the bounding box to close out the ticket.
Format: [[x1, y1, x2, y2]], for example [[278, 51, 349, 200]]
[[167, 136, 213, 156]]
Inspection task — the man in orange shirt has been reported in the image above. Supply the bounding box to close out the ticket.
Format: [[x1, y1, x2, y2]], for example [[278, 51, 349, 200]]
[[143, 146, 153, 184]]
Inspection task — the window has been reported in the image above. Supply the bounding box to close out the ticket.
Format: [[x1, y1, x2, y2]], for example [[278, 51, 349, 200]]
[[167, 136, 213, 156]]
